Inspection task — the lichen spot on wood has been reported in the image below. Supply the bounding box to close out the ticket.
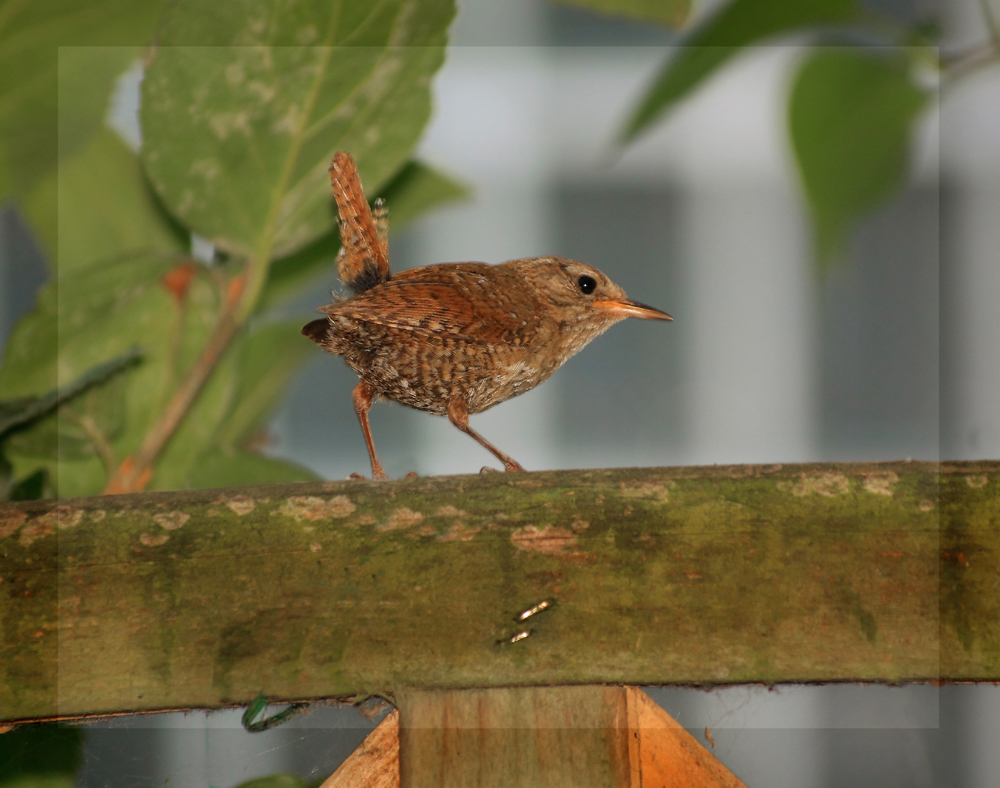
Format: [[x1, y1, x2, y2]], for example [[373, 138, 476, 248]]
[[619, 481, 672, 502], [51, 506, 84, 530], [966, 475, 988, 488], [280, 495, 356, 521], [16, 506, 84, 546], [153, 511, 190, 530], [377, 507, 424, 532], [225, 496, 256, 515], [438, 523, 480, 542], [511, 525, 577, 555], [436, 505, 467, 518], [140, 533, 170, 547], [862, 471, 899, 496], [779, 472, 850, 497], [0, 510, 27, 539], [19, 518, 53, 547]]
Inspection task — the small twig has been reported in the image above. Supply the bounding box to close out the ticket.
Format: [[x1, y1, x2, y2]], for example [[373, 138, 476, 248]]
[[979, 0, 1000, 46], [941, 39, 1000, 82], [156, 272, 193, 417], [60, 407, 118, 477], [104, 271, 247, 494]]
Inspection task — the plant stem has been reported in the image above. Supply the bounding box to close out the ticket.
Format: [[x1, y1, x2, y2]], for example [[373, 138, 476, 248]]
[[103, 268, 248, 493], [979, 0, 1000, 46], [941, 40, 1000, 81], [103, 8, 346, 494], [61, 407, 117, 477]]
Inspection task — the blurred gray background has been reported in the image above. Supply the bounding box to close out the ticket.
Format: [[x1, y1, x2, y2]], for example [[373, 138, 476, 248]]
[[2, 0, 998, 786]]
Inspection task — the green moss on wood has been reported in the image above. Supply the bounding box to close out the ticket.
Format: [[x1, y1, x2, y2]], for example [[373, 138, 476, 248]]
[[1, 461, 997, 723]]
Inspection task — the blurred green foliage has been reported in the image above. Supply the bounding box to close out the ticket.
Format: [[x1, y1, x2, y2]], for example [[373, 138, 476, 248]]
[[0, 0, 465, 499], [228, 775, 328, 788], [553, 0, 691, 27], [566, 0, 982, 268], [0, 725, 82, 788], [788, 47, 931, 262]]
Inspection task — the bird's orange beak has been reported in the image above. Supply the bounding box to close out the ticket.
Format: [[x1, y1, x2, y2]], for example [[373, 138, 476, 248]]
[[594, 299, 673, 321]]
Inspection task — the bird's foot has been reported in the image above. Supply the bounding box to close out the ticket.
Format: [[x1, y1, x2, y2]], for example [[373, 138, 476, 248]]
[[349, 470, 390, 481], [480, 461, 525, 474]]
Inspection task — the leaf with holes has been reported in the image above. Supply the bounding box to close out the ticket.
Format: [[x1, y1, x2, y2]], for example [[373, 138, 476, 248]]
[[140, 0, 455, 264]]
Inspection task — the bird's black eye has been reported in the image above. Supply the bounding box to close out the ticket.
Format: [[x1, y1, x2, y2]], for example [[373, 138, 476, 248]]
[[578, 275, 597, 295]]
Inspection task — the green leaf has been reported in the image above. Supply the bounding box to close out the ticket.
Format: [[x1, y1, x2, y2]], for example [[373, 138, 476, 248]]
[[0, 724, 81, 788], [257, 159, 469, 313], [4, 348, 138, 463], [0, 778, 74, 788], [377, 159, 469, 230], [140, 0, 456, 265], [185, 449, 320, 489], [229, 774, 318, 788], [788, 48, 929, 265], [0, 254, 319, 495], [16, 47, 145, 259], [147, 273, 241, 492], [550, 0, 691, 27], [0, 1, 165, 244], [620, 0, 864, 142], [5, 467, 55, 502], [0, 256, 178, 400], [49, 127, 187, 274], [0, 345, 141, 438], [214, 321, 316, 450], [0, 253, 198, 496], [153, 318, 324, 490]]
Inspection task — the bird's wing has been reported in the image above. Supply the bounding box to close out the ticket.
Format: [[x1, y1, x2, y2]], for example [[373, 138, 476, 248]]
[[321, 264, 543, 345]]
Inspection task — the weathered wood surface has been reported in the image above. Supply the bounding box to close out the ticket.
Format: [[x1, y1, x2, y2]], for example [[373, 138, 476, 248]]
[[396, 686, 746, 788], [322, 708, 400, 788], [1, 461, 997, 723]]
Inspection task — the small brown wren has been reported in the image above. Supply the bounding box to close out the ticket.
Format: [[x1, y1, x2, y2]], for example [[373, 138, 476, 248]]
[[303, 152, 672, 480]]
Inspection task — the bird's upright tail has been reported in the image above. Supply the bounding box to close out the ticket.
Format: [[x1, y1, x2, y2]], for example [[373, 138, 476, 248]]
[[329, 151, 391, 295]]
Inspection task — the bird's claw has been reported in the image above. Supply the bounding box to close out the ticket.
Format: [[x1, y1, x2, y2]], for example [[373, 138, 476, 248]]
[[349, 470, 390, 481]]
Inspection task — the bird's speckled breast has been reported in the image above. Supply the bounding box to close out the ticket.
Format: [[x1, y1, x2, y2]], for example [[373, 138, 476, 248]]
[[322, 263, 568, 414]]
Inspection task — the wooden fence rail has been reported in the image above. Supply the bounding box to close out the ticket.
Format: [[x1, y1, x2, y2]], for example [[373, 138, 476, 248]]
[[1, 460, 997, 724]]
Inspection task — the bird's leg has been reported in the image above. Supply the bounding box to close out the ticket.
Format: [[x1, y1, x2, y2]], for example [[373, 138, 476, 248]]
[[447, 397, 525, 472], [352, 381, 389, 481]]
